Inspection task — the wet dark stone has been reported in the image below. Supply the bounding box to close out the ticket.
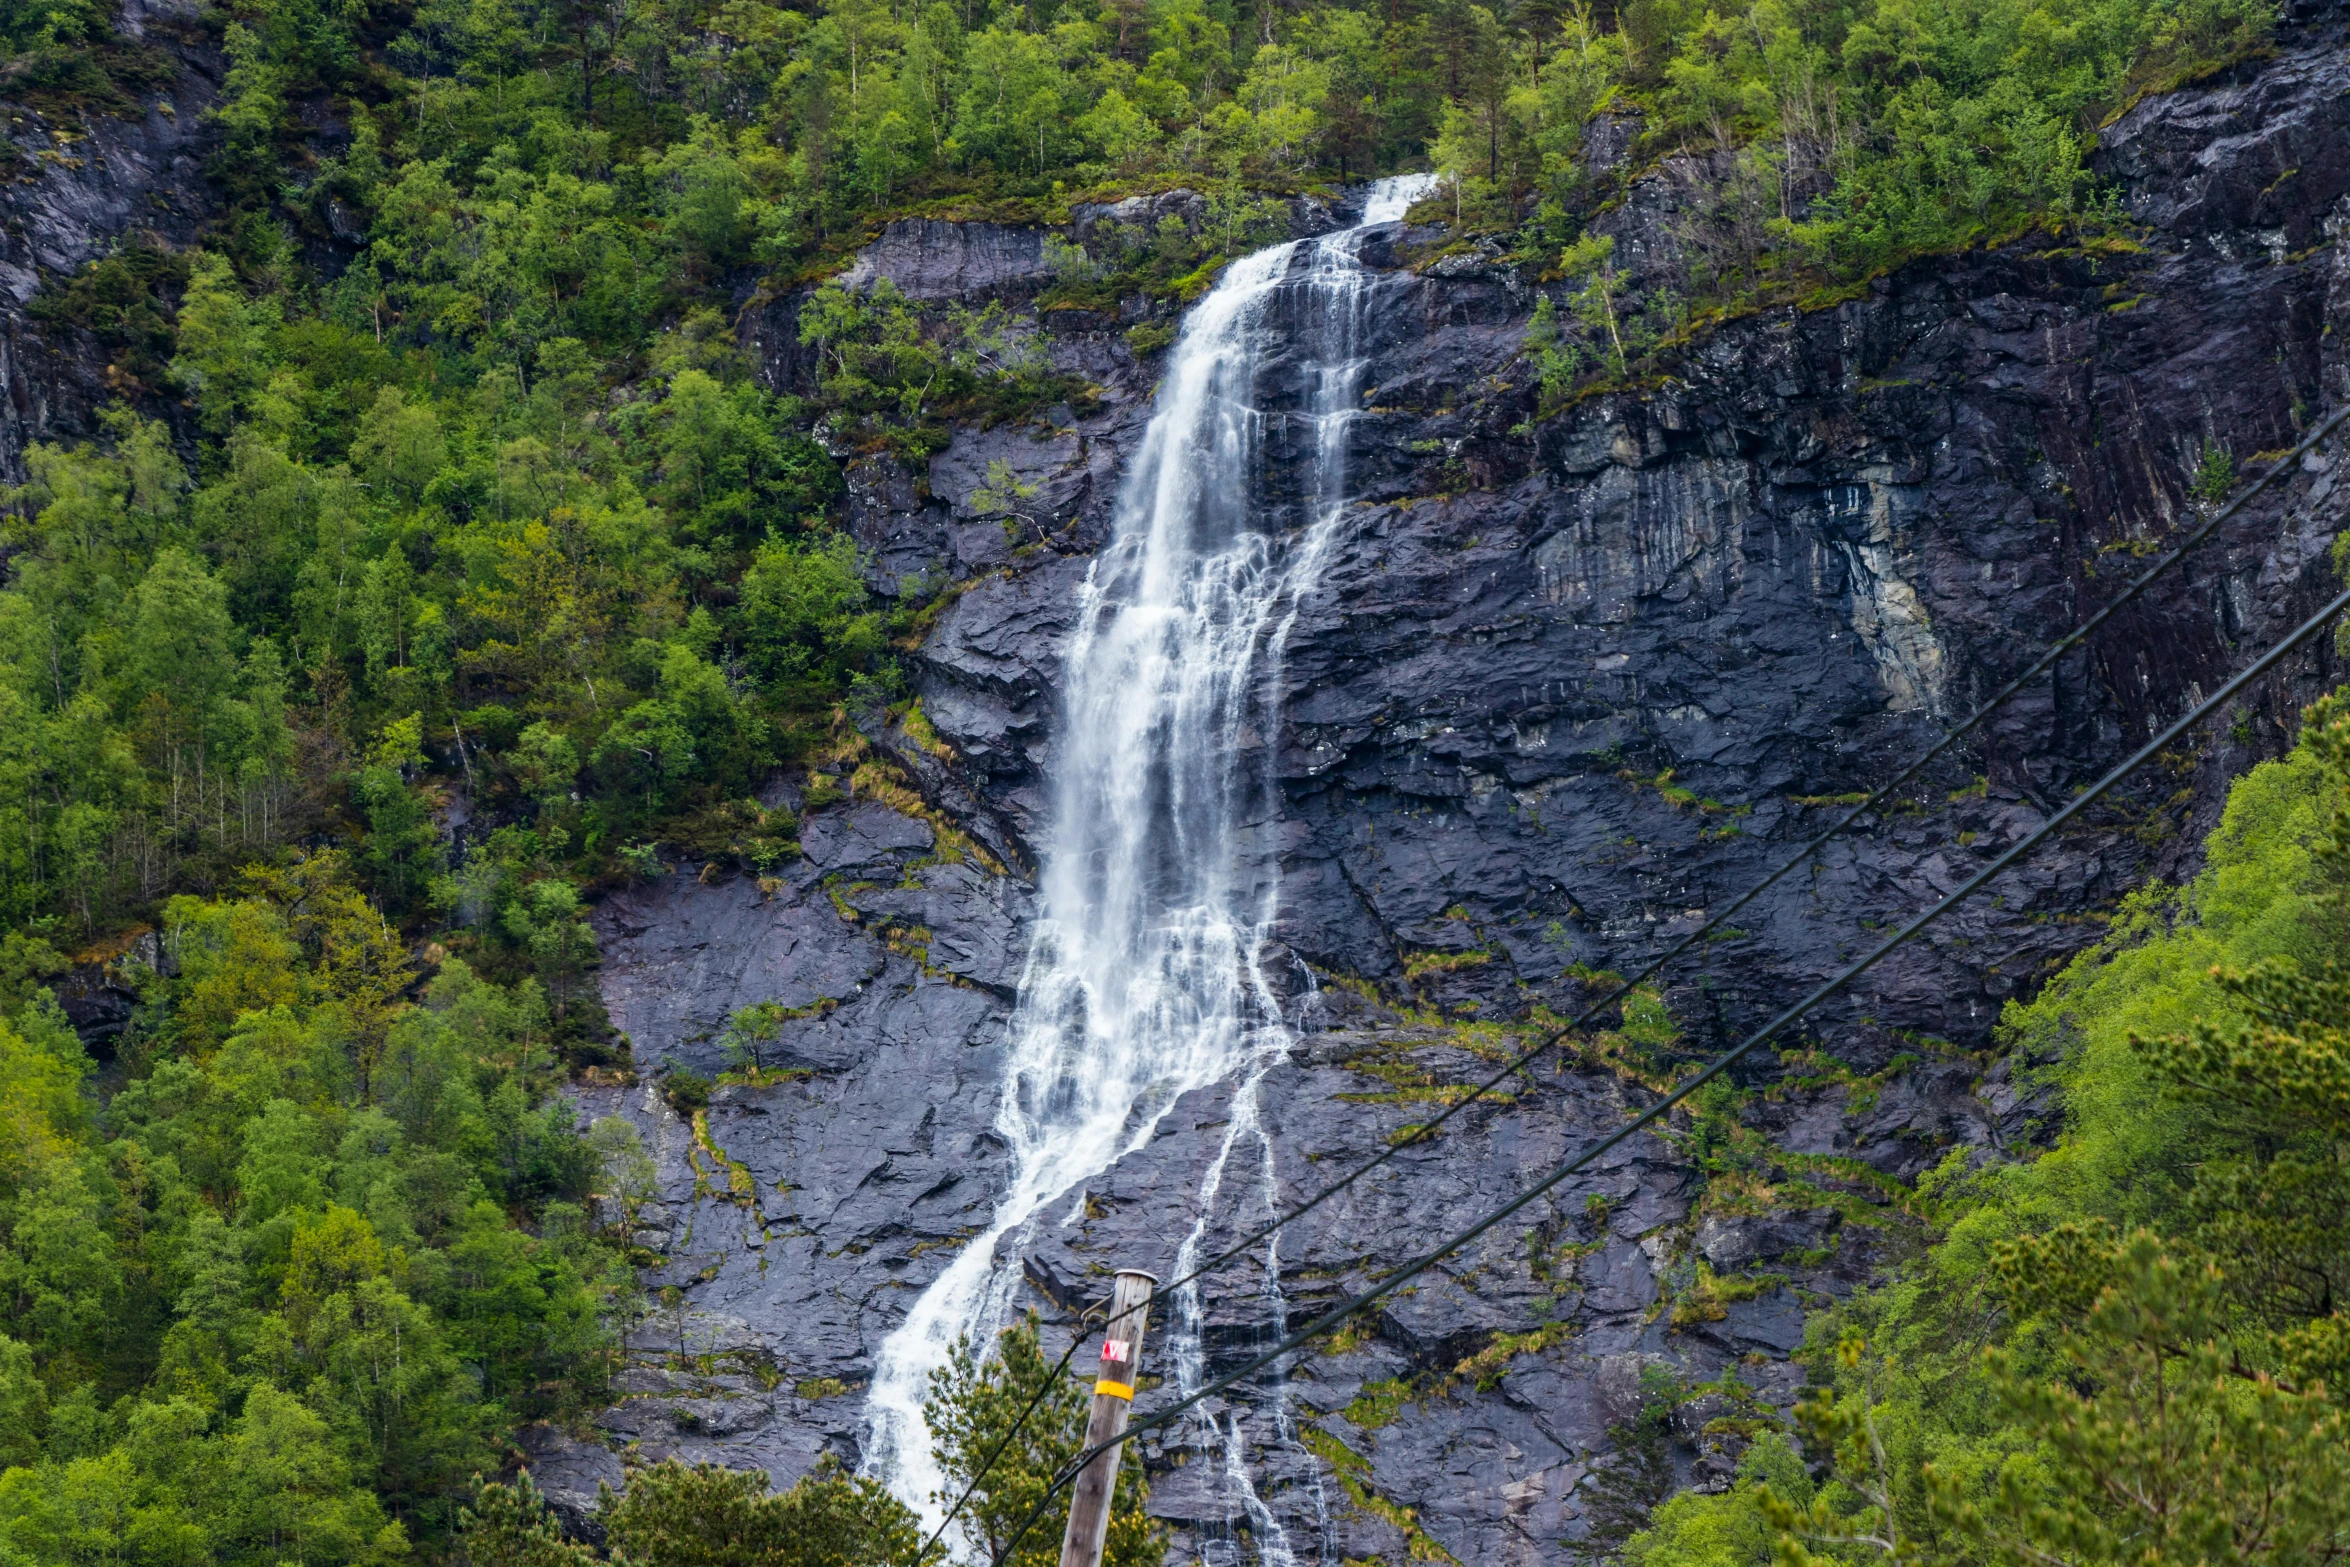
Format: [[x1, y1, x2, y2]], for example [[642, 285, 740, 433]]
[[581, 19, 2350, 1564], [0, 15, 223, 482], [513, 1423, 626, 1543], [835, 219, 1053, 300]]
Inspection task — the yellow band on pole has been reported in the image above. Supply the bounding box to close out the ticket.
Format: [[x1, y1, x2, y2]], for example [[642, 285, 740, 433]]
[[1093, 1380, 1135, 1401]]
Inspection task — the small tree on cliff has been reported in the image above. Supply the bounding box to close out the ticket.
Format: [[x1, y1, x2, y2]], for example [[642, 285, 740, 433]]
[[718, 1000, 789, 1077], [927, 1314, 1163, 1567]]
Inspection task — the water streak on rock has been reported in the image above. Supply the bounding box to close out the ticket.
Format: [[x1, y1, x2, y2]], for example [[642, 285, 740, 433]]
[[863, 174, 1434, 1539]]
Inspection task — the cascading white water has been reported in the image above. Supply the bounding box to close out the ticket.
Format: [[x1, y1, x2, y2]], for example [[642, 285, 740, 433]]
[[863, 174, 1435, 1548]]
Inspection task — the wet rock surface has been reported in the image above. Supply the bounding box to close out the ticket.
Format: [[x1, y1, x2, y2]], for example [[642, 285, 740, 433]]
[[575, 831, 1028, 1487], [577, 866, 1916, 1561], [566, 19, 2350, 1566]]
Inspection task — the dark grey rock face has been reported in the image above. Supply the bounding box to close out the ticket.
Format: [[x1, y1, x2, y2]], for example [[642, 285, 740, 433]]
[[573, 20, 2350, 1567], [576, 831, 1030, 1486], [515, 1423, 627, 1542], [911, 25, 2350, 1074], [837, 218, 1054, 300], [0, 14, 221, 481]]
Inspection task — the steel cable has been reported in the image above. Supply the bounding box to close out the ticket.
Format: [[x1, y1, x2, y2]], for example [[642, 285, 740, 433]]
[[914, 403, 2349, 1558], [976, 572, 2350, 1567]]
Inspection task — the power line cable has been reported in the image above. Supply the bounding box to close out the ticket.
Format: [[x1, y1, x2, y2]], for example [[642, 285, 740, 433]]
[[914, 403, 2349, 1557], [1126, 399, 2350, 1302], [978, 573, 2350, 1567], [917, 404, 2350, 1554]]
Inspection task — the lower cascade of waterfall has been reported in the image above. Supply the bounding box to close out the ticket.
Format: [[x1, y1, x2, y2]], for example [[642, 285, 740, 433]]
[[862, 172, 1435, 1557]]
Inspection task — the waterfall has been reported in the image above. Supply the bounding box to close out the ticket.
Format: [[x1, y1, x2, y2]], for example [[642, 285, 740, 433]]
[[863, 174, 1434, 1550]]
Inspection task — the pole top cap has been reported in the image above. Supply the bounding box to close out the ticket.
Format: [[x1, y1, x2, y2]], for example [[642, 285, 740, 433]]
[[1114, 1268, 1160, 1287]]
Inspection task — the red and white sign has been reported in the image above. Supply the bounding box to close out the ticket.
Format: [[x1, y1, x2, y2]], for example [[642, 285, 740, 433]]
[[1100, 1339, 1130, 1363]]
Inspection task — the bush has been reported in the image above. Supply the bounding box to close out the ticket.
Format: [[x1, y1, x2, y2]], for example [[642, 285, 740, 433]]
[[735, 533, 884, 694]]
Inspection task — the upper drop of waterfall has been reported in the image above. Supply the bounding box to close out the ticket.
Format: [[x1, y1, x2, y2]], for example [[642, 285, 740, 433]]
[[862, 174, 1436, 1546]]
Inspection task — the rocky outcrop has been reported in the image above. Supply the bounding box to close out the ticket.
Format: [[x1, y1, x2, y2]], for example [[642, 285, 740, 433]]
[[835, 218, 1055, 300], [574, 820, 1032, 1486], [576, 844, 1950, 1560], [0, 5, 220, 480], [51, 926, 167, 1051], [582, 15, 2350, 1565]]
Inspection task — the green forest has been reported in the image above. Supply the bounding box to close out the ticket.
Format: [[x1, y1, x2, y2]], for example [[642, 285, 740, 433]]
[[0, 0, 2330, 1557]]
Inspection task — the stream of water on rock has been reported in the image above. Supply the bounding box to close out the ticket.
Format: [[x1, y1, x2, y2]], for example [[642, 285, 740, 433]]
[[864, 173, 1434, 1557]]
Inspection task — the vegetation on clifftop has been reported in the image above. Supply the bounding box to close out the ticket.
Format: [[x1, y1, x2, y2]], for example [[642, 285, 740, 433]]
[[0, 0, 2281, 938]]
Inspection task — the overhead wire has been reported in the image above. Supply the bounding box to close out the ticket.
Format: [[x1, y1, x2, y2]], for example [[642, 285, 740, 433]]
[[980, 572, 2350, 1567], [912, 403, 2350, 1557]]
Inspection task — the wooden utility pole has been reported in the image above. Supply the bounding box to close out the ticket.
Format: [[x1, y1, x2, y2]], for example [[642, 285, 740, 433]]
[[1058, 1269, 1157, 1567]]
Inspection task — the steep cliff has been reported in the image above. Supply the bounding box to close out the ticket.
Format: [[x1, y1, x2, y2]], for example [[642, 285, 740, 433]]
[[0, 0, 220, 482], [552, 16, 2350, 1565]]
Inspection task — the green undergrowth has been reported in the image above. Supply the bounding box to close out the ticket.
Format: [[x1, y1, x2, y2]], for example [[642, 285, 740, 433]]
[[1335, 1053, 1519, 1110], [689, 1110, 758, 1206], [1620, 768, 1753, 817], [1399, 946, 1496, 979], [1668, 1263, 1789, 1328], [1452, 1319, 1578, 1389], [1300, 1427, 1462, 1563]]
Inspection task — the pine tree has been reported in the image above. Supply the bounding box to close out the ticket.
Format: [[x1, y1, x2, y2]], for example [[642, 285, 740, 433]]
[[926, 1314, 1163, 1567], [597, 1457, 929, 1567], [462, 1471, 596, 1567]]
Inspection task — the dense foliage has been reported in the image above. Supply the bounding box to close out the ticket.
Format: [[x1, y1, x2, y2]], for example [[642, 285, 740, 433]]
[[0, 851, 645, 1561], [462, 1458, 929, 1567], [457, 1315, 1156, 1567], [0, 0, 2282, 935]]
